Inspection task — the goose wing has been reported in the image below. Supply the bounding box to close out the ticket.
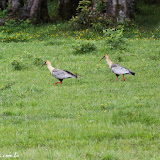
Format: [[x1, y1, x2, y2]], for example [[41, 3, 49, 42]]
[[111, 64, 130, 75], [52, 69, 77, 79]]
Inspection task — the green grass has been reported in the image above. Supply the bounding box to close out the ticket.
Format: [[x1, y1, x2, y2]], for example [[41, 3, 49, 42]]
[[0, 30, 160, 159]]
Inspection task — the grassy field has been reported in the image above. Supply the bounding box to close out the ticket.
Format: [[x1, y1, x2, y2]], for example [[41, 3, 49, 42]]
[[0, 25, 160, 160]]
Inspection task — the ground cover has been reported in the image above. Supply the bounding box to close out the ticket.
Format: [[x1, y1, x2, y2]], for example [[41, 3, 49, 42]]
[[0, 26, 160, 159]]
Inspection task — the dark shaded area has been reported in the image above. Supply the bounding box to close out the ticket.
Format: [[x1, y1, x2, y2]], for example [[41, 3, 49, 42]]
[[58, 0, 79, 20], [1, 0, 50, 23], [142, 0, 160, 5], [1, 0, 160, 25], [0, 0, 8, 10]]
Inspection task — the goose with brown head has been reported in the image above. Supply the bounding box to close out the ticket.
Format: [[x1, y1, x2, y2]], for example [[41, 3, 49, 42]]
[[42, 60, 77, 85], [100, 55, 135, 81]]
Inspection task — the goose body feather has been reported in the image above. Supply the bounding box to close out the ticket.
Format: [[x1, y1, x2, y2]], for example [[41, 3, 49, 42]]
[[111, 64, 132, 75], [52, 69, 77, 80]]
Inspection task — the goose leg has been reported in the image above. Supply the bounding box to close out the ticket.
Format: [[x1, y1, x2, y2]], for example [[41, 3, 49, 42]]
[[116, 75, 119, 81], [123, 74, 126, 81], [54, 81, 62, 85]]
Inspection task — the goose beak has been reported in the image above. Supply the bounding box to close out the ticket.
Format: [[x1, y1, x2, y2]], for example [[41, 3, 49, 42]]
[[100, 56, 105, 62], [41, 62, 46, 68]]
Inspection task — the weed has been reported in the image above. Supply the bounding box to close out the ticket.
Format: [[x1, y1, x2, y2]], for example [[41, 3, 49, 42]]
[[0, 9, 7, 19], [0, 82, 14, 91], [69, 0, 111, 30], [44, 39, 62, 46], [102, 155, 119, 160], [33, 58, 43, 66], [11, 59, 23, 70], [149, 54, 160, 61], [73, 42, 96, 54], [103, 26, 127, 50], [4, 19, 32, 33], [2, 111, 15, 116]]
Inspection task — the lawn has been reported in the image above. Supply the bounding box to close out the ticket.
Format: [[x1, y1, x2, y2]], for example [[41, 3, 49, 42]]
[[0, 27, 160, 159]]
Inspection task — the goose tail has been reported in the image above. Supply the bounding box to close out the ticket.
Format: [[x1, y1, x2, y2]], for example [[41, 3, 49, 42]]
[[63, 70, 78, 78], [130, 71, 135, 75]]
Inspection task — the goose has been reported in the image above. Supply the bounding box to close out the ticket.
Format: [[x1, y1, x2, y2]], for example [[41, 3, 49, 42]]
[[42, 60, 77, 85], [100, 55, 135, 81]]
